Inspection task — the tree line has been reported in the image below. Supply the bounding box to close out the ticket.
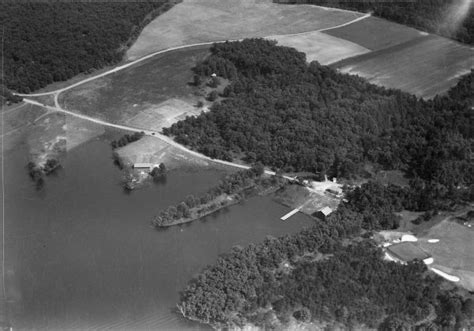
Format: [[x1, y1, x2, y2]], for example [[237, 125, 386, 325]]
[[178, 180, 474, 329], [111, 132, 145, 149], [2, 0, 180, 93], [273, 0, 474, 45]]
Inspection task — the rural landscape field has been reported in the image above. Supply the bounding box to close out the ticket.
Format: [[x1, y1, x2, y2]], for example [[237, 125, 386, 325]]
[[126, 0, 363, 60], [324, 16, 426, 51], [333, 34, 473, 98], [268, 31, 370, 65], [2, 0, 474, 330]]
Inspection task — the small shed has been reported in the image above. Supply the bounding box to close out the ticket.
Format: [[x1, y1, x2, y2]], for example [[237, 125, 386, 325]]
[[133, 163, 153, 170], [313, 206, 333, 220]]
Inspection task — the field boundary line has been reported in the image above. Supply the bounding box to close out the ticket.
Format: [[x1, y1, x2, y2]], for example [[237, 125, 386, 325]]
[[15, 13, 371, 99]]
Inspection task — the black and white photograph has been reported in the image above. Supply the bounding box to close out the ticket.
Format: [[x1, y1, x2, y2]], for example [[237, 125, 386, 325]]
[[0, 0, 473, 329]]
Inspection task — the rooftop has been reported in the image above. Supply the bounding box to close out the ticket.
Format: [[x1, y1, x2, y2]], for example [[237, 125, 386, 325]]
[[318, 206, 333, 216]]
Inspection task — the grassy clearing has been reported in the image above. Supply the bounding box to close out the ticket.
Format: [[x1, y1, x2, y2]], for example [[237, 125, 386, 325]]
[[332, 35, 473, 99], [268, 31, 369, 65], [417, 219, 474, 290], [126, 0, 363, 60], [324, 16, 425, 51], [60, 46, 210, 128]]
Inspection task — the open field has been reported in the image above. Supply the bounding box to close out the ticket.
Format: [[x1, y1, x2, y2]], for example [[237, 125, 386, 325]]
[[418, 219, 474, 291], [332, 35, 474, 99], [60, 46, 210, 128], [126, 0, 363, 60], [324, 16, 426, 51], [269, 31, 369, 65]]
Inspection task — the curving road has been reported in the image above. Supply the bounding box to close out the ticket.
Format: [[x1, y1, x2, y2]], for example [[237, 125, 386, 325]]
[[17, 12, 371, 177], [22, 98, 287, 176]]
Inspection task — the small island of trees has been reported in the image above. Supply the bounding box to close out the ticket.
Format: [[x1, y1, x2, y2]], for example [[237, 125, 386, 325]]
[[152, 164, 284, 227]]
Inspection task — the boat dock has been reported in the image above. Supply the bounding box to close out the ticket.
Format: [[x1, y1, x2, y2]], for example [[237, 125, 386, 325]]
[[281, 208, 300, 221]]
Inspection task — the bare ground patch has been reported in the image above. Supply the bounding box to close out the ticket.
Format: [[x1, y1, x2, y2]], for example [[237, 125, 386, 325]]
[[126, 0, 363, 60]]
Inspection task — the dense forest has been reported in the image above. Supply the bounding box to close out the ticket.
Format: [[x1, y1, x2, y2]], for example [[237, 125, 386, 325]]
[[173, 39, 473, 329], [165, 39, 473, 206], [274, 0, 474, 45], [178, 181, 474, 329], [2, 0, 180, 93]]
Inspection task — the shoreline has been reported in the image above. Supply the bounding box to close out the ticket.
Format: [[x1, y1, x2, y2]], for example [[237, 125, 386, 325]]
[[157, 197, 241, 227], [155, 183, 285, 228]]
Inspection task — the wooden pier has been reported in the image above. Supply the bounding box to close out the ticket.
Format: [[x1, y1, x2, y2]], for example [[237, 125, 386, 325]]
[[281, 208, 300, 221]]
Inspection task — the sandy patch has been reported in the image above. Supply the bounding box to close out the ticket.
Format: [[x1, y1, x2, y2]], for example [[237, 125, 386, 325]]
[[269, 31, 370, 65]]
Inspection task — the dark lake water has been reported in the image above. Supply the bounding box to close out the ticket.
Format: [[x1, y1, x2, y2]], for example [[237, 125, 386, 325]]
[[1, 136, 314, 330]]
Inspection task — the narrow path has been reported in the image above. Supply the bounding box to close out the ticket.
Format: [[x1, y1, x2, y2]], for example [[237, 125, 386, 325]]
[[17, 12, 371, 178], [16, 13, 370, 99]]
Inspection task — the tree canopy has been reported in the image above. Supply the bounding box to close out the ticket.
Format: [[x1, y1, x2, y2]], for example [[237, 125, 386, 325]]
[[165, 40, 473, 205], [2, 0, 179, 93]]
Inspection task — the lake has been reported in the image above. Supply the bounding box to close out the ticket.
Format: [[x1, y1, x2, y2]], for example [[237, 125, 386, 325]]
[[1, 136, 314, 330]]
